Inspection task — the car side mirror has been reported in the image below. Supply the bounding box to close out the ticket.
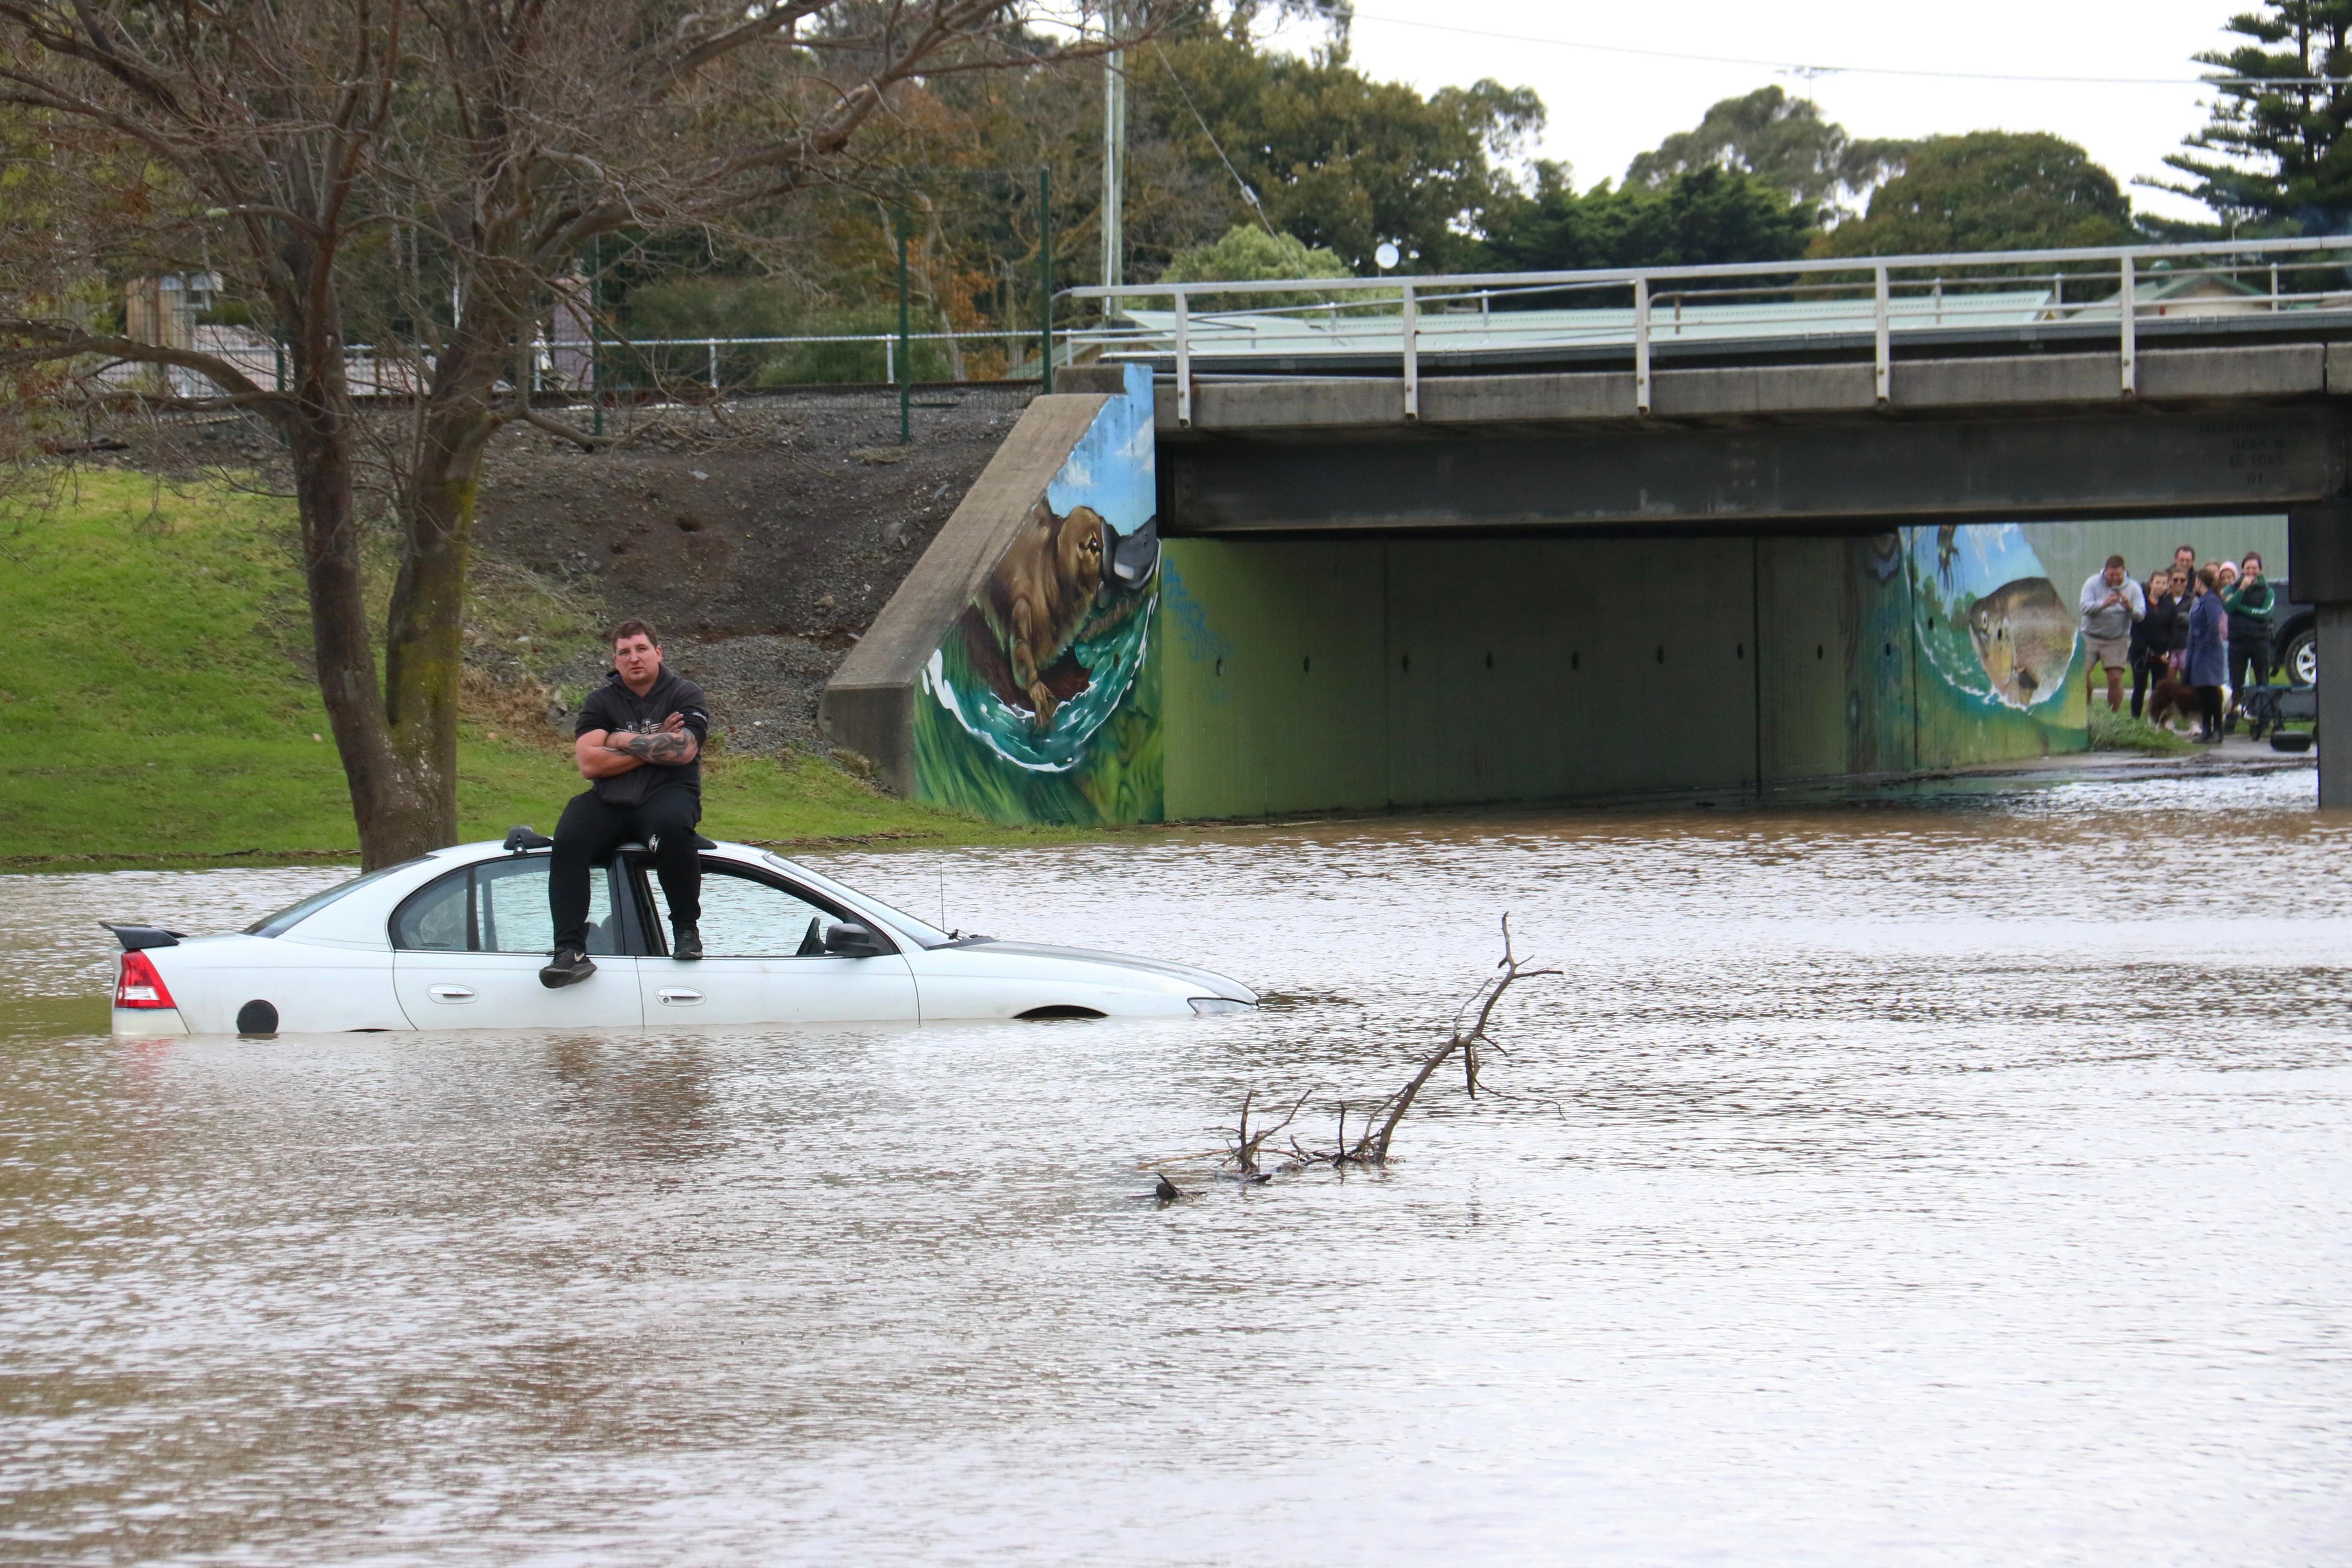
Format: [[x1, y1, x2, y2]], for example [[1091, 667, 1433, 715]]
[[823, 921, 885, 958]]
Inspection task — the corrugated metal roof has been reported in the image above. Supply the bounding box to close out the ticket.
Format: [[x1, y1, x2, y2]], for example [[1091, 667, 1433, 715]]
[[1103, 289, 2060, 359]]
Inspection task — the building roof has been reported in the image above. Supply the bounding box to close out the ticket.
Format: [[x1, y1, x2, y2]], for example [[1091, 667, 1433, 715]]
[[1099, 288, 2063, 362]]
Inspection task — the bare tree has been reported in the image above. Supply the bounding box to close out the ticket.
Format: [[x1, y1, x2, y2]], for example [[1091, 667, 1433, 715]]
[[0, 0, 1165, 865]]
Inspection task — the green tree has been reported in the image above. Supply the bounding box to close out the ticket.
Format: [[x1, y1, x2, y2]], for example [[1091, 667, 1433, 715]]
[[1813, 132, 2135, 256], [1479, 164, 1820, 273], [2160, 0, 2352, 223], [1626, 86, 1909, 211], [1135, 31, 1544, 273], [1163, 225, 1350, 281]]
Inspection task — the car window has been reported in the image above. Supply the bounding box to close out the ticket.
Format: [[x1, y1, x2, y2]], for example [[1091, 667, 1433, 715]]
[[765, 854, 957, 948], [246, 859, 427, 938], [390, 859, 619, 955], [476, 857, 617, 955], [392, 868, 470, 951], [644, 865, 855, 957]]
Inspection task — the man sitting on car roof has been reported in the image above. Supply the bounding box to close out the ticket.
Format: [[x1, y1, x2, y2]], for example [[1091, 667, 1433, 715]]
[[542, 619, 711, 987]]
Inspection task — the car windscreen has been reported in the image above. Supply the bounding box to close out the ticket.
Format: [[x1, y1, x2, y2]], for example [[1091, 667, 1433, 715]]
[[243, 859, 427, 938], [761, 854, 956, 948]]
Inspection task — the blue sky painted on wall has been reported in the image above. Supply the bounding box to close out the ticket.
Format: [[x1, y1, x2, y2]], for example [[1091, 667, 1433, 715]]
[[1045, 363, 1154, 535], [1909, 522, 2051, 599]]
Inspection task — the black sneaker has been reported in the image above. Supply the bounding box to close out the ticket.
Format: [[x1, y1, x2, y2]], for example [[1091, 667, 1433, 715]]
[[672, 922, 703, 961], [540, 947, 597, 987]]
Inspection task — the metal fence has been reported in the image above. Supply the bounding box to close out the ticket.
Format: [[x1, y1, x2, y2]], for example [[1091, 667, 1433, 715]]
[[90, 325, 1053, 400]]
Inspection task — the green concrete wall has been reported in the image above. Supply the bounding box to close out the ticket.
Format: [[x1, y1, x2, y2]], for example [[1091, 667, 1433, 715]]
[[1160, 525, 2085, 820], [1162, 535, 1760, 818], [2024, 516, 2286, 605]]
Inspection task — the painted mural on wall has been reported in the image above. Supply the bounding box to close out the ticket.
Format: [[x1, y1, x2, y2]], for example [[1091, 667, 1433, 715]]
[[1912, 524, 2082, 713], [1874, 522, 2087, 768], [912, 363, 1164, 823]]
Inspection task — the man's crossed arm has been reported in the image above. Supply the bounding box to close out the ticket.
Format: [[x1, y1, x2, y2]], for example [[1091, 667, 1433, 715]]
[[576, 711, 701, 779]]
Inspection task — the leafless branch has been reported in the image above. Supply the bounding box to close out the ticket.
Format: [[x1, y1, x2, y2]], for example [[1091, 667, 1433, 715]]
[[1150, 915, 1565, 1198]]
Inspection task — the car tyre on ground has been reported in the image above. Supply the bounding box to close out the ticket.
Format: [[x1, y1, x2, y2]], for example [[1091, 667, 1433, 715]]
[[2282, 626, 2319, 689]]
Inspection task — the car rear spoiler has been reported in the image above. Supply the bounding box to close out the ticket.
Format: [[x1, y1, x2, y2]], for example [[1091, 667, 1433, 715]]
[[101, 922, 183, 951]]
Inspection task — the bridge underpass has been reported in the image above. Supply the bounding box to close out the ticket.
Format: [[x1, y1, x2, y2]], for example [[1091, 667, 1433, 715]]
[[826, 240, 2352, 822]]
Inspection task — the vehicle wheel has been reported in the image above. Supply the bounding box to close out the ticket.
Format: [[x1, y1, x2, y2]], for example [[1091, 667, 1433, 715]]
[[2283, 628, 2319, 687]]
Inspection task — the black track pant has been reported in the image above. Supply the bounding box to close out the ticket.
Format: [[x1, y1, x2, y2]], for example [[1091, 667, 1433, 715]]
[[550, 786, 701, 952], [2130, 655, 2164, 718], [2196, 685, 2224, 735], [2229, 637, 2273, 697]]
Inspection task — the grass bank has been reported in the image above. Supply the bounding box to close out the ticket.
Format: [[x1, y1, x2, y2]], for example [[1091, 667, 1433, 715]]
[[2086, 706, 2194, 755], [0, 469, 1067, 868]]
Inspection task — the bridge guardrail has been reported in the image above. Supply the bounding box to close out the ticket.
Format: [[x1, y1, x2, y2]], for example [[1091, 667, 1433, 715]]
[[1054, 236, 2352, 427]]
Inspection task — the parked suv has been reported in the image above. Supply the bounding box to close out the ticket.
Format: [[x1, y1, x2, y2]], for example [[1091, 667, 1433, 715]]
[[2275, 591, 2318, 687]]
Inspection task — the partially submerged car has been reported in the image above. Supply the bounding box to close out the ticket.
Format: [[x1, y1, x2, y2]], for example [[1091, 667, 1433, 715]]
[[107, 830, 1255, 1035]]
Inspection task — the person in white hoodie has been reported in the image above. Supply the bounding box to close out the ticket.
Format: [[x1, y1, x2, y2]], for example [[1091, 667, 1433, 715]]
[[2078, 555, 2145, 713]]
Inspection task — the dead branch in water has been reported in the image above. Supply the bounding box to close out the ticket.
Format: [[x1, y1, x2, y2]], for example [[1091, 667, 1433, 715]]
[[1160, 915, 1562, 1194], [1349, 913, 1560, 1165]]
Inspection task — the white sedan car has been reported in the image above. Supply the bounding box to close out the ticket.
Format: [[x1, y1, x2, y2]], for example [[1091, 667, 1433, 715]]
[[107, 831, 1256, 1035]]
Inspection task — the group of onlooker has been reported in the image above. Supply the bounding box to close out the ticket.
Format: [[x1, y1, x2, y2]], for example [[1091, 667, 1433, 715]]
[[2079, 544, 2278, 741]]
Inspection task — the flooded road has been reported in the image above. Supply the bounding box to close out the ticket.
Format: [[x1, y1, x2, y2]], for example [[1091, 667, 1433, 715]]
[[2, 772, 2348, 1564]]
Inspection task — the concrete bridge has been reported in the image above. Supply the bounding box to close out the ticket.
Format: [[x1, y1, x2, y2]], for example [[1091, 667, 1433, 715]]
[[826, 239, 2352, 820]]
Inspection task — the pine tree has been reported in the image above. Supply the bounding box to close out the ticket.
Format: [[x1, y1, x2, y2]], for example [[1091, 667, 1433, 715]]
[[2161, 0, 2352, 224]]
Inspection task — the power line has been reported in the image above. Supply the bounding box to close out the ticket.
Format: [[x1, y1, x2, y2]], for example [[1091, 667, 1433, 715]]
[[1151, 40, 1278, 237], [1347, 10, 2352, 89]]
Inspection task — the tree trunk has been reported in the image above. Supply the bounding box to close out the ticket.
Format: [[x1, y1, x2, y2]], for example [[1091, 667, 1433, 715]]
[[376, 315, 511, 864], [285, 353, 443, 868]]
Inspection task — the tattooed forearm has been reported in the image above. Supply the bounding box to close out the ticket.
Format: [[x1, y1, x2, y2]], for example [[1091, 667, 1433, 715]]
[[612, 730, 694, 763]]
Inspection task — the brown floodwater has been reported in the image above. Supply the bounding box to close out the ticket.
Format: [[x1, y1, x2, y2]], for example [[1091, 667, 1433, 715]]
[[1, 771, 2348, 1564]]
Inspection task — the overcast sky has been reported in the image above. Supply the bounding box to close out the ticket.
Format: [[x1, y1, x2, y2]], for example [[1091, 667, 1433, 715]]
[[1265, 1, 2254, 224]]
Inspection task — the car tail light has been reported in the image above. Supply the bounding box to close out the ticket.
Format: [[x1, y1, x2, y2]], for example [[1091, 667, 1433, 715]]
[[114, 950, 177, 1010]]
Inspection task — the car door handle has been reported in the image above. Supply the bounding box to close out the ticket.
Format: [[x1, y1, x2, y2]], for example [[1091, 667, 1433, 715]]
[[428, 985, 476, 1003], [657, 988, 704, 1005]]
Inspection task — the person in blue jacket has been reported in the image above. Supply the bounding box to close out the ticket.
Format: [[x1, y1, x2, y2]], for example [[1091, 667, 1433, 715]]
[[2185, 566, 2229, 744]]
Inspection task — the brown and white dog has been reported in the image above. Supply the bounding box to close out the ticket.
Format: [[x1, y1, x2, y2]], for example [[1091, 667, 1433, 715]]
[[2145, 669, 2198, 732]]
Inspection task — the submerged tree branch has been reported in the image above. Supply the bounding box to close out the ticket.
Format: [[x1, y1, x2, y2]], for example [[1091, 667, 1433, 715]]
[[1150, 916, 1564, 1197]]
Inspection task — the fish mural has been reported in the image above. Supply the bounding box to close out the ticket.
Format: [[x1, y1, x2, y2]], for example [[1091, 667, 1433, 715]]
[[1965, 577, 2076, 705], [1908, 524, 2079, 714]]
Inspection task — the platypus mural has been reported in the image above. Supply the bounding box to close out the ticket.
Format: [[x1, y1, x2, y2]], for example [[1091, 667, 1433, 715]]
[[1966, 577, 2076, 708]]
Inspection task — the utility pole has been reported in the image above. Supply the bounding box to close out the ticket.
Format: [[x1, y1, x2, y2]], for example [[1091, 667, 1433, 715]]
[[588, 234, 603, 438], [1100, 0, 1125, 317], [1038, 166, 1055, 393], [896, 215, 912, 445]]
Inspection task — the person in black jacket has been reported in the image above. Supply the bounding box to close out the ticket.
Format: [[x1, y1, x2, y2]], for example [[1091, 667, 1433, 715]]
[[542, 619, 711, 987], [2130, 568, 2176, 719], [2162, 564, 2193, 671], [2224, 551, 2278, 731]]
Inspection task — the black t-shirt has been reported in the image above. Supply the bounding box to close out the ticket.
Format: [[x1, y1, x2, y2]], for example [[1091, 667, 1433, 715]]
[[575, 665, 710, 806]]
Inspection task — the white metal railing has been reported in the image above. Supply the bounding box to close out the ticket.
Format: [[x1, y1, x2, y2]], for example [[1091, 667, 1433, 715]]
[[532, 328, 1051, 392], [1056, 235, 2352, 427]]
